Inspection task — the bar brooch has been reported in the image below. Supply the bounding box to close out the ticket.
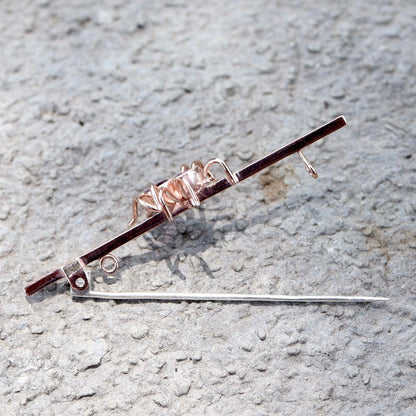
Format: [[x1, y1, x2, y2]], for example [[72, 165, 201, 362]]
[[24, 116, 388, 304]]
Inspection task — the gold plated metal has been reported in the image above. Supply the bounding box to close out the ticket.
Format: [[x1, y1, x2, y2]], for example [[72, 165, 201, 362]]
[[99, 254, 119, 275], [129, 158, 237, 227], [298, 150, 318, 179]]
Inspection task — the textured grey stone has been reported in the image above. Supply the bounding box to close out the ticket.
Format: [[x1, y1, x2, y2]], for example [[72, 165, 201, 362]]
[[1, 0, 415, 415], [129, 324, 149, 340]]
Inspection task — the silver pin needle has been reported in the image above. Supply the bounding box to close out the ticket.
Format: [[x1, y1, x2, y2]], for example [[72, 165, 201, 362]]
[[72, 289, 388, 303]]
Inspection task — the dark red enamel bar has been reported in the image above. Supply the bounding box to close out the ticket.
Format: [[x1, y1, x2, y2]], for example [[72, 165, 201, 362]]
[[25, 116, 346, 296], [25, 268, 66, 296]]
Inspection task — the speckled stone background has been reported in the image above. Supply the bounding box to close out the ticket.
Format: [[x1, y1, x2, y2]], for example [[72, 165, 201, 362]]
[[1, 0, 415, 414]]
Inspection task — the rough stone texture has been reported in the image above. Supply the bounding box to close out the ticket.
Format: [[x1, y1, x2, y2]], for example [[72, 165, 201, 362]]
[[1, 0, 415, 414]]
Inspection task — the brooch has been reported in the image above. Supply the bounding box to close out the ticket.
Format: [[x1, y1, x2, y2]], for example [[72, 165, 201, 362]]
[[25, 116, 387, 303]]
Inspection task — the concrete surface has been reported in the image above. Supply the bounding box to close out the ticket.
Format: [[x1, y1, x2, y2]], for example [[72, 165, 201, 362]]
[[1, 0, 415, 414]]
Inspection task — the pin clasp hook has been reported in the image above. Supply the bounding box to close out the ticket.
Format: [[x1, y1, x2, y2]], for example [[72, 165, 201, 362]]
[[298, 150, 318, 179]]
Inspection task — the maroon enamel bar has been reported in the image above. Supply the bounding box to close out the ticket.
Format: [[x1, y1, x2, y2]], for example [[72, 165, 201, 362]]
[[236, 116, 346, 180], [25, 116, 346, 296], [25, 268, 66, 296]]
